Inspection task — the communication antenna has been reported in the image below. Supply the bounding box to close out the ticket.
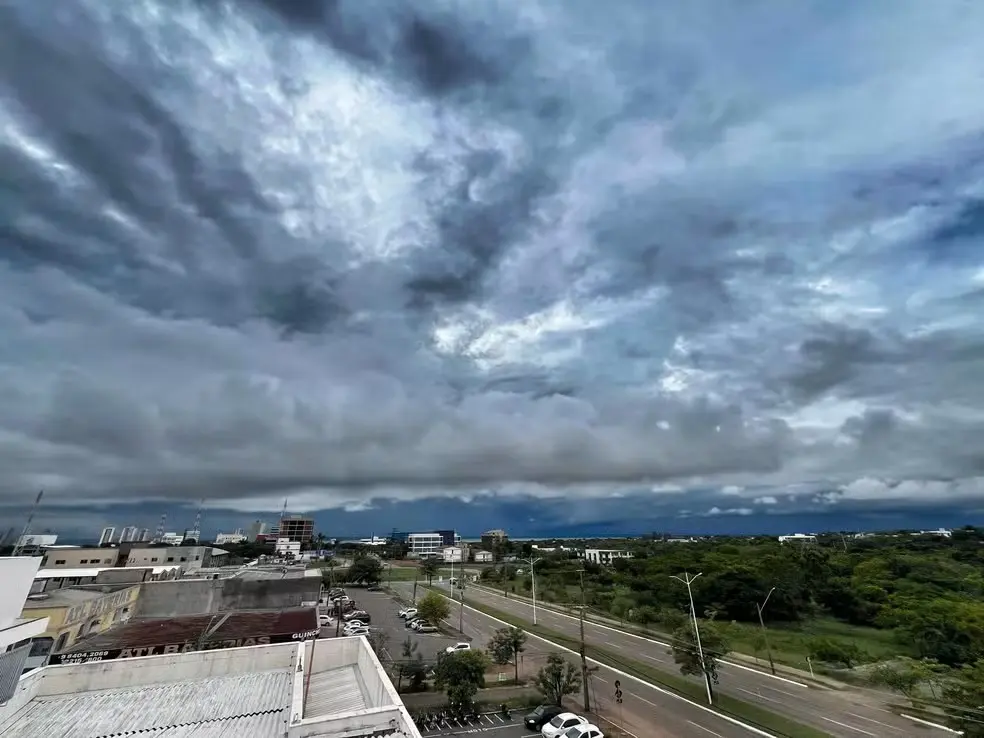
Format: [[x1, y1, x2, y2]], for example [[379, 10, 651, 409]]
[[12, 490, 44, 557], [154, 512, 167, 544], [190, 499, 204, 543]]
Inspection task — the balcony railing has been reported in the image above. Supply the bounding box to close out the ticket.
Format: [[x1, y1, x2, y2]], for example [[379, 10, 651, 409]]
[[0, 643, 31, 704]]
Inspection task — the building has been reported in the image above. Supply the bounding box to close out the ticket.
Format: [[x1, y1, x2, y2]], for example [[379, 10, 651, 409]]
[[42, 547, 119, 570], [278, 516, 315, 543], [20, 584, 141, 669], [13, 535, 59, 556], [40, 544, 219, 572], [119, 527, 139, 543], [0, 557, 49, 701], [132, 573, 322, 618], [407, 531, 462, 558], [480, 529, 508, 548], [98, 527, 115, 546], [584, 549, 634, 565], [215, 529, 247, 545], [249, 520, 271, 539], [138, 528, 150, 541], [159, 532, 184, 545], [473, 550, 494, 563], [50, 608, 319, 664], [442, 546, 465, 563], [275, 538, 302, 559], [32, 566, 181, 594], [0, 634, 421, 737], [778, 533, 818, 545]]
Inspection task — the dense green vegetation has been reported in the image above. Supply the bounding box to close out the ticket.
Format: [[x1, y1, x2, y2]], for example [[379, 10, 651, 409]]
[[478, 528, 984, 732]]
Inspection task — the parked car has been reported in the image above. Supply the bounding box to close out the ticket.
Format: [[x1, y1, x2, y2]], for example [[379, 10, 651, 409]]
[[415, 624, 438, 633], [524, 705, 565, 730], [444, 642, 471, 654], [318, 614, 334, 627], [405, 617, 425, 629], [343, 620, 365, 628], [562, 725, 604, 738], [411, 620, 432, 631], [366, 584, 382, 591], [541, 713, 588, 738], [399, 608, 417, 619], [346, 628, 371, 637], [343, 610, 370, 622]]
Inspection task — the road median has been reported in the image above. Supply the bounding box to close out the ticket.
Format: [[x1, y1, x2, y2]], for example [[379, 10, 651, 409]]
[[425, 586, 831, 738]]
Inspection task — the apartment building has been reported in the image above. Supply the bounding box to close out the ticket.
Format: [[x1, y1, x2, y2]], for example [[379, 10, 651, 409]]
[[98, 528, 115, 546], [277, 516, 314, 542], [407, 531, 462, 557], [0, 557, 49, 700]]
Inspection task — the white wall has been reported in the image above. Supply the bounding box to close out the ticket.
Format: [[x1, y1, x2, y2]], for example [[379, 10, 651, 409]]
[[0, 557, 43, 628]]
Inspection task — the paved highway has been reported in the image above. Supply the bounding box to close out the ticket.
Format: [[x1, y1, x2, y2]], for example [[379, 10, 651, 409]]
[[424, 581, 951, 738], [394, 581, 789, 738]]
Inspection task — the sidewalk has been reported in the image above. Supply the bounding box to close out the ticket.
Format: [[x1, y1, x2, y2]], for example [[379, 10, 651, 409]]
[[468, 583, 849, 690]]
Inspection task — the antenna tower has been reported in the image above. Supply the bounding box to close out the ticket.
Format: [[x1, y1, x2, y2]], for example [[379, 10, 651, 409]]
[[12, 490, 44, 557], [190, 499, 204, 544]]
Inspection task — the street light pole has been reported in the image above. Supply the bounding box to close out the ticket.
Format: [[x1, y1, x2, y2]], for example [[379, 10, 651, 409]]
[[577, 569, 591, 713], [756, 587, 777, 676], [670, 571, 712, 705], [525, 555, 543, 625], [459, 578, 466, 633]]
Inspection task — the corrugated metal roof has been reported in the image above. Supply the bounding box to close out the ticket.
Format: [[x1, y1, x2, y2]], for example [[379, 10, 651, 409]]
[[61, 608, 318, 653], [303, 665, 367, 718], [2, 670, 293, 738], [114, 711, 289, 736]]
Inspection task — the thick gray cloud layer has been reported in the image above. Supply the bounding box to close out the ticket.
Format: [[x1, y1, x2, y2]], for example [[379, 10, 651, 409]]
[[2, 0, 984, 515]]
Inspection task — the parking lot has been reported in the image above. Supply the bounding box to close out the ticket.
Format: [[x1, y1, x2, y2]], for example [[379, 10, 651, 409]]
[[352, 589, 463, 663], [415, 711, 538, 737]]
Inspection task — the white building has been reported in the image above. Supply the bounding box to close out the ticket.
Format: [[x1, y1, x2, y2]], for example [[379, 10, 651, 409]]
[[916, 528, 953, 538], [159, 532, 184, 545], [778, 533, 818, 545], [98, 527, 115, 546], [584, 549, 634, 565], [474, 550, 494, 563], [442, 546, 465, 563], [0, 558, 50, 702], [138, 529, 150, 541], [215, 530, 247, 545], [275, 538, 302, 559], [407, 532, 461, 558], [0, 635, 421, 737], [119, 526, 138, 543], [13, 535, 58, 556]]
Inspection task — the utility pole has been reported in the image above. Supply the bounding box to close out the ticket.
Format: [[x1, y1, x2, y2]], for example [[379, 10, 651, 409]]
[[577, 569, 591, 713], [412, 566, 419, 604], [459, 578, 465, 633], [524, 555, 543, 625], [756, 587, 777, 675], [670, 571, 713, 705]]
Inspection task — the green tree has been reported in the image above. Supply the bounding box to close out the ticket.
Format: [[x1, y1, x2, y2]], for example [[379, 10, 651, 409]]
[[671, 621, 729, 686], [807, 638, 866, 668], [396, 637, 427, 692], [942, 660, 984, 737], [366, 629, 389, 660], [869, 657, 946, 704], [434, 650, 489, 708], [348, 555, 384, 585], [420, 558, 441, 585], [416, 590, 451, 626], [487, 626, 527, 683], [532, 653, 582, 706]]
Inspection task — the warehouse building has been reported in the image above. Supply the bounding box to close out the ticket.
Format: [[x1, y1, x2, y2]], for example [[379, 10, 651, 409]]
[[49, 607, 319, 664]]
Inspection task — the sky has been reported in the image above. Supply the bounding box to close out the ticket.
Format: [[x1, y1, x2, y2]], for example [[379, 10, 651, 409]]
[[2, 0, 984, 541]]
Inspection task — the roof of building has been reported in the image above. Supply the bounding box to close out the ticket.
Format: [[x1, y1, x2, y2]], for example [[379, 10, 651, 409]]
[[21, 585, 134, 609], [35, 565, 181, 579], [0, 639, 419, 738], [60, 608, 318, 653]]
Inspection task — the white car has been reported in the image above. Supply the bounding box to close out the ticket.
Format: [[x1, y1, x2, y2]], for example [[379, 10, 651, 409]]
[[562, 724, 604, 738], [400, 608, 417, 619], [345, 627, 370, 637], [318, 614, 334, 627], [541, 713, 588, 737], [444, 642, 471, 654]]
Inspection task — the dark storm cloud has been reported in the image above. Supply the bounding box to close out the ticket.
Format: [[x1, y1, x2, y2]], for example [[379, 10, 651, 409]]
[[2, 0, 984, 520]]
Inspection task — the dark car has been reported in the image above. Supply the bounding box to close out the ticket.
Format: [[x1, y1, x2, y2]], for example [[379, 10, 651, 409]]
[[524, 704, 564, 730]]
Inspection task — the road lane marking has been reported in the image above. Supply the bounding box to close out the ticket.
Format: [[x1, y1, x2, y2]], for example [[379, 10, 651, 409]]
[[688, 721, 726, 738], [846, 712, 906, 733], [469, 585, 809, 688], [737, 687, 782, 704], [900, 713, 963, 734], [427, 590, 780, 738], [820, 716, 876, 736]]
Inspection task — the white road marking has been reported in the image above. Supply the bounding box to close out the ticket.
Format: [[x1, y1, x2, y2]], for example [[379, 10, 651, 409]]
[[820, 716, 876, 736], [846, 712, 906, 733], [688, 721, 726, 738], [737, 687, 782, 705]]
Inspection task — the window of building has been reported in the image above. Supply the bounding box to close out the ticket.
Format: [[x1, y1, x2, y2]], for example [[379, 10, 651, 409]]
[[166, 557, 174, 562], [151, 557, 158, 562], [180, 557, 187, 562], [55, 559, 66, 565], [194, 555, 200, 560], [104, 558, 113, 563], [80, 559, 88, 564]]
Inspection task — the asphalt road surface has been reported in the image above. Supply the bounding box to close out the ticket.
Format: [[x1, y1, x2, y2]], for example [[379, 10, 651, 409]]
[[355, 589, 461, 663], [418, 582, 951, 738], [394, 582, 784, 738]]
